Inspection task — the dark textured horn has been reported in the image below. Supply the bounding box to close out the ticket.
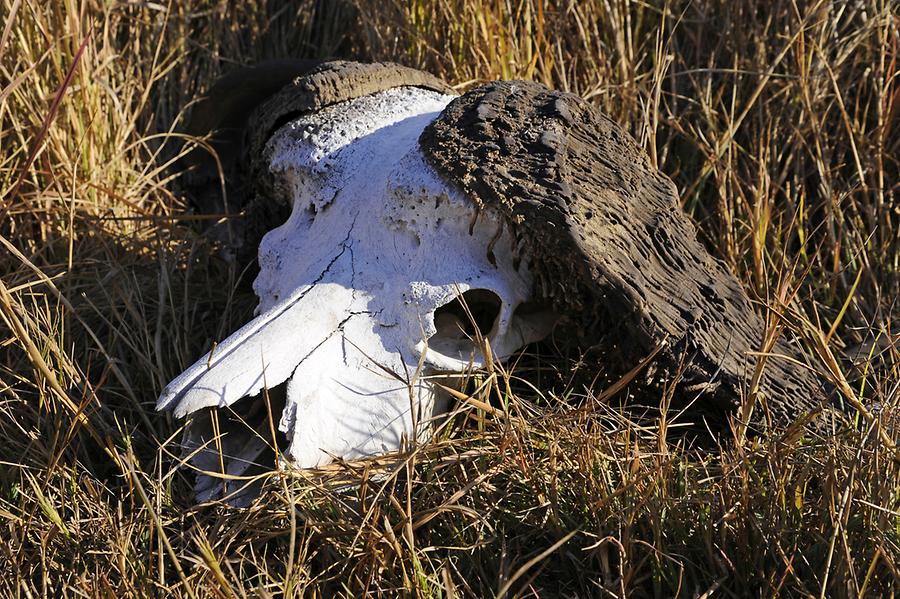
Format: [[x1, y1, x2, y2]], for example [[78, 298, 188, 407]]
[[420, 80, 831, 428]]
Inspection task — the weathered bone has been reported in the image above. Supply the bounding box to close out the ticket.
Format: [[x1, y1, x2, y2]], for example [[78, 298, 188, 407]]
[[161, 62, 830, 503], [161, 70, 555, 502]]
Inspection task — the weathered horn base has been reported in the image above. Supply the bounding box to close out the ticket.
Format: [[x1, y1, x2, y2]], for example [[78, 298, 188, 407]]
[[420, 79, 831, 428]]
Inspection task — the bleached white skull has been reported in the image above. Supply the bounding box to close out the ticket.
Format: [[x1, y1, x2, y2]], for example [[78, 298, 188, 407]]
[[160, 60, 832, 503], [158, 85, 556, 501]]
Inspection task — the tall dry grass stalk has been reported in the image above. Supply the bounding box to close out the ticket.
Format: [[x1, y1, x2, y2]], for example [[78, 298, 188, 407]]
[[1, 0, 898, 596]]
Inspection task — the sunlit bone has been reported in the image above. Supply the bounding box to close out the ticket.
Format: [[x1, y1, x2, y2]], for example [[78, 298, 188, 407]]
[[158, 87, 555, 501]]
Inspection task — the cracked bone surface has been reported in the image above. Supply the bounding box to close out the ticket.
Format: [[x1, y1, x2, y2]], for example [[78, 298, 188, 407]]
[[158, 86, 555, 502]]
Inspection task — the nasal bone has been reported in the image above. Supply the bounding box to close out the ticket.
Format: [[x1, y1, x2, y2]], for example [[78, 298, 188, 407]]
[[156, 280, 357, 419]]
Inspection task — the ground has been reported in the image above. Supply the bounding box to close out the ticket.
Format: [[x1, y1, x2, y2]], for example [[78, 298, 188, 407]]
[[1, 1, 898, 596]]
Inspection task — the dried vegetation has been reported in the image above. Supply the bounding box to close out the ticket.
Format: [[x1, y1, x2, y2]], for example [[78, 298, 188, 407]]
[[1, 0, 898, 596]]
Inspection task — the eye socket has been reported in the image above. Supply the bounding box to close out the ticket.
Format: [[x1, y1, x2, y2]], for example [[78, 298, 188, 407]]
[[433, 289, 502, 340]]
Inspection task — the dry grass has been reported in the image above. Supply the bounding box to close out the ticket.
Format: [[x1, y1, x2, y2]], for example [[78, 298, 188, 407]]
[[1, 0, 898, 596]]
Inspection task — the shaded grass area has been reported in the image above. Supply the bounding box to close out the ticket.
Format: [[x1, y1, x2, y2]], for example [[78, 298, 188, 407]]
[[1, 0, 898, 596]]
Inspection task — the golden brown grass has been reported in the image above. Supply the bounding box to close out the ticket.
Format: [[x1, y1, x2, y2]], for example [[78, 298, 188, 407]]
[[1, 0, 898, 596]]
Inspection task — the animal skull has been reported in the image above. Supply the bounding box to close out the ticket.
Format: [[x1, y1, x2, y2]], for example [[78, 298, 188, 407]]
[[158, 86, 556, 501], [161, 60, 829, 502]]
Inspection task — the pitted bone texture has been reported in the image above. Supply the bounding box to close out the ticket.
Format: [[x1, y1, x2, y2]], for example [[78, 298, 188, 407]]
[[420, 81, 827, 426]]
